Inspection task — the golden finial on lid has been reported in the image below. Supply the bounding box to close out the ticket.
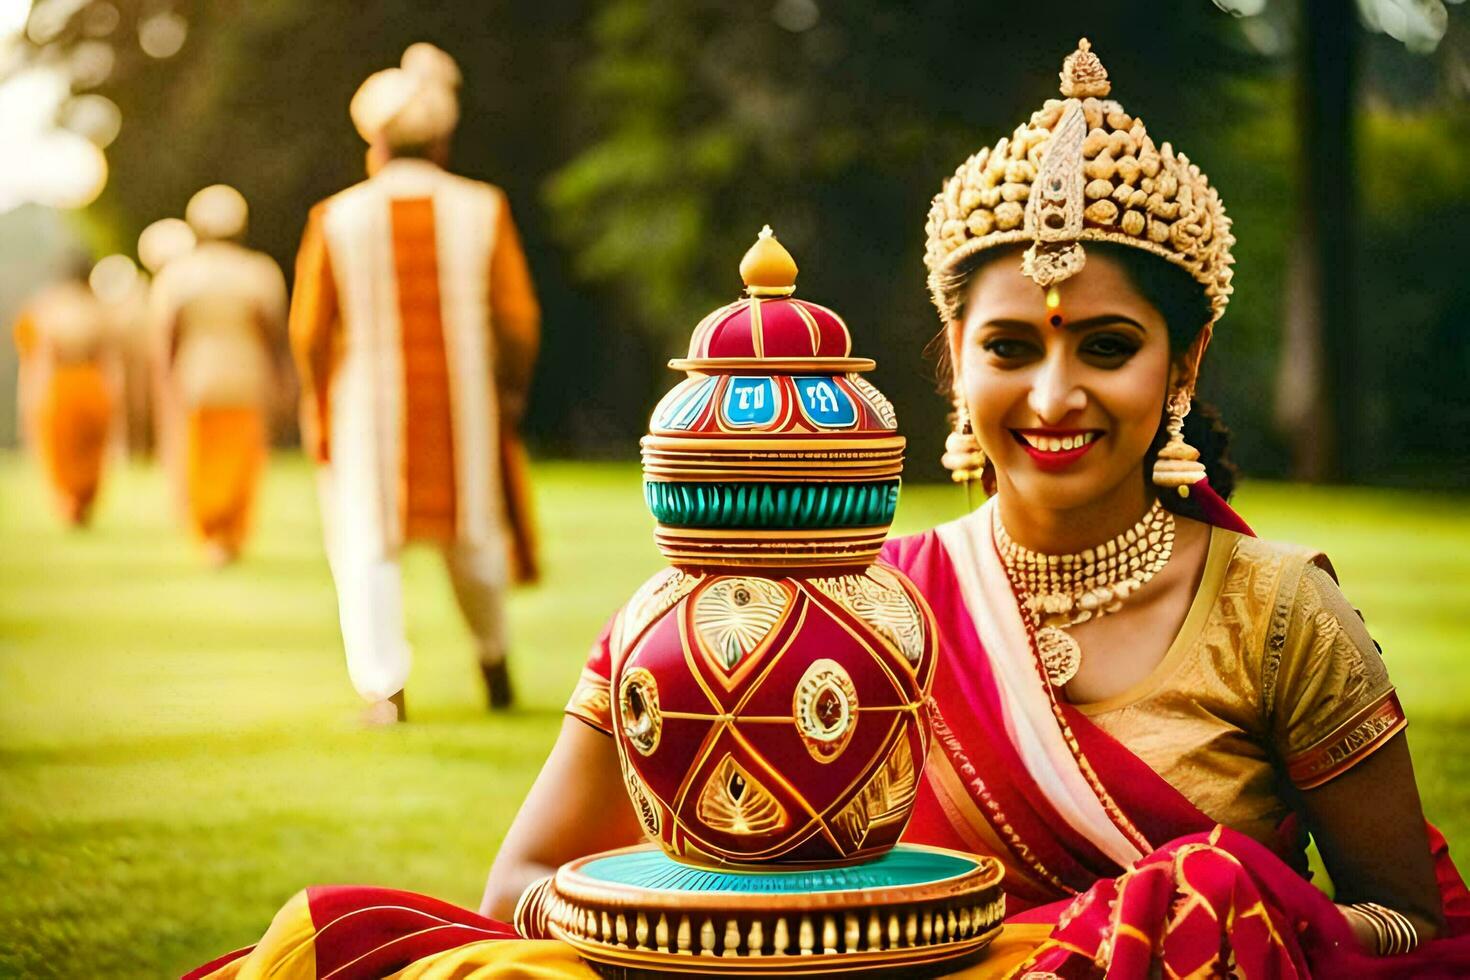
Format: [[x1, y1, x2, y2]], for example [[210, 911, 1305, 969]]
[[740, 225, 798, 297], [1059, 38, 1111, 99]]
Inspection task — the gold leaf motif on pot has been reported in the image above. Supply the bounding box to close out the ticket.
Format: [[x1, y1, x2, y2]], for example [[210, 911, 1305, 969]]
[[830, 737, 918, 852], [809, 566, 927, 665], [692, 577, 790, 671], [695, 754, 788, 836]]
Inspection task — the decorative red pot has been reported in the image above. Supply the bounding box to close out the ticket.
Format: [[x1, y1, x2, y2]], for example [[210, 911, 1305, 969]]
[[610, 228, 936, 868]]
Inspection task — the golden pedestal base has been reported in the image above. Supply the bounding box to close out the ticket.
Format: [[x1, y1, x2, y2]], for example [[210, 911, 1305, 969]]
[[545, 844, 1005, 977]]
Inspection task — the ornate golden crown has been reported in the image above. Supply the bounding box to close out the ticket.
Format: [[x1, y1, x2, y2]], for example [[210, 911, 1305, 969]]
[[924, 39, 1234, 327]]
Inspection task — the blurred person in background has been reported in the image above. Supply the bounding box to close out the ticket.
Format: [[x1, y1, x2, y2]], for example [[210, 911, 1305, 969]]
[[89, 254, 155, 458], [137, 216, 198, 489], [148, 185, 287, 566], [11, 268, 115, 527], [290, 43, 541, 724]]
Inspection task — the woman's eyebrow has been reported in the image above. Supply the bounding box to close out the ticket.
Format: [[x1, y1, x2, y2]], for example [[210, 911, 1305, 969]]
[[1064, 314, 1147, 334], [978, 314, 1147, 334], [978, 318, 1040, 332]]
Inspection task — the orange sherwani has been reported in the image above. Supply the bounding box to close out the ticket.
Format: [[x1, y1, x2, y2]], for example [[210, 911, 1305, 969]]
[[12, 282, 114, 526], [290, 158, 540, 701], [150, 241, 287, 557]]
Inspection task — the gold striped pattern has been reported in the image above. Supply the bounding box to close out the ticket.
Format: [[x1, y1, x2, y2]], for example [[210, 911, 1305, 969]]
[[641, 434, 905, 484], [654, 526, 890, 569]]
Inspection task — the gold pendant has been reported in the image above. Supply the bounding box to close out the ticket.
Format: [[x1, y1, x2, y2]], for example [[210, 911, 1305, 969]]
[[1035, 626, 1081, 687]]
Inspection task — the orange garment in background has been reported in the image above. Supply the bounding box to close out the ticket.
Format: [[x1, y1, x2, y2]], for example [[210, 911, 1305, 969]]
[[185, 407, 266, 553], [34, 362, 111, 525], [149, 240, 288, 561], [12, 289, 115, 527], [391, 197, 457, 543]]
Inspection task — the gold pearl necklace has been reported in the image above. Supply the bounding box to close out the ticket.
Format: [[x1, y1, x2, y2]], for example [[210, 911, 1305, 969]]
[[993, 499, 1176, 687]]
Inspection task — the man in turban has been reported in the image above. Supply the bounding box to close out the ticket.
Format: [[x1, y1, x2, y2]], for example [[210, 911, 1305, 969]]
[[12, 274, 116, 526], [290, 43, 541, 722], [149, 185, 288, 565]]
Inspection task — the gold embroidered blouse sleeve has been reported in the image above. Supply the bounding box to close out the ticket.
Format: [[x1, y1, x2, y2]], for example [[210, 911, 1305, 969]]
[[288, 201, 340, 463], [563, 610, 620, 736], [1267, 560, 1403, 790], [564, 670, 613, 736], [1077, 531, 1399, 845]]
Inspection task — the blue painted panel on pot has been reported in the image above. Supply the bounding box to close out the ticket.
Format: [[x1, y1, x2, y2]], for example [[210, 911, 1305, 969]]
[[794, 377, 856, 428], [721, 377, 778, 427]]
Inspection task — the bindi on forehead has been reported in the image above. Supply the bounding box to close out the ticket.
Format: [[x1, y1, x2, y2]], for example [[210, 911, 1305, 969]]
[[1045, 286, 1063, 328], [965, 251, 1161, 338]]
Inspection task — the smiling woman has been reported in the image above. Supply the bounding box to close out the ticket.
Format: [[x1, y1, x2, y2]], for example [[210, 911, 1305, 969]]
[[939, 241, 1233, 509], [954, 246, 1180, 516], [904, 36, 1470, 978]]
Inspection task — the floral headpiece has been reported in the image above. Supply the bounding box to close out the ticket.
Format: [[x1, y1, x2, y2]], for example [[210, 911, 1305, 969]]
[[924, 39, 1234, 329]]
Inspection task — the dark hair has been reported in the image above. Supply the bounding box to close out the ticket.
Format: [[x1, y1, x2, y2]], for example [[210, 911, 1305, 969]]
[[932, 242, 1238, 510]]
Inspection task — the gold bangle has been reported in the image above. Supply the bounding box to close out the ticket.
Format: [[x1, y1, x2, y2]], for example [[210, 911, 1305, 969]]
[[1346, 904, 1387, 955], [1375, 902, 1418, 956], [1357, 903, 1397, 956], [513, 875, 554, 939], [1381, 904, 1421, 956], [1349, 902, 1420, 956]]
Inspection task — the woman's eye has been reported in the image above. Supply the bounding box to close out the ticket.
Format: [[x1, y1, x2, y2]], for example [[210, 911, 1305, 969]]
[[980, 337, 1036, 360], [1079, 333, 1140, 362]]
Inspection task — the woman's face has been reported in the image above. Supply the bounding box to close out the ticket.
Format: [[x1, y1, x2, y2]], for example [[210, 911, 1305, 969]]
[[951, 250, 1177, 512]]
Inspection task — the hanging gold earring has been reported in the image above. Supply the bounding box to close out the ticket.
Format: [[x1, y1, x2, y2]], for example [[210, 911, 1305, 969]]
[[1152, 388, 1207, 497], [942, 398, 987, 484]]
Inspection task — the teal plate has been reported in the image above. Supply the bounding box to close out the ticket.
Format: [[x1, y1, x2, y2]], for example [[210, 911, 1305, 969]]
[[577, 844, 978, 896]]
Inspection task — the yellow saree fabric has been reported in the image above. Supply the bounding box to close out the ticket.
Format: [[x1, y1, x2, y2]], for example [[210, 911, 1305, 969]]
[[382, 925, 1054, 978], [201, 920, 1051, 979]]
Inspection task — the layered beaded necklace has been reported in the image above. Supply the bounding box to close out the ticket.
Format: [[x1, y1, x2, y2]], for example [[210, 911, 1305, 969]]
[[993, 499, 1176, 687]]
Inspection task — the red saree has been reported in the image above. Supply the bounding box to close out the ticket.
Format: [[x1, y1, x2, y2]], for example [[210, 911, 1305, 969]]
[[885, 487, 1470, 978], [188, 486, 1470, 978]]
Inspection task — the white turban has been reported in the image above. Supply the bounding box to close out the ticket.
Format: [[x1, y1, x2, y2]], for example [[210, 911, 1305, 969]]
[[138, 217, 197, 273], [351, 43, 461, 148], [401, 42, 462, 92], [185, 184, 248, 241]]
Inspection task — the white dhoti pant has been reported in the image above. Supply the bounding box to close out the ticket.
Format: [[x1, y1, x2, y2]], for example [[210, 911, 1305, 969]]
[[317, 470, 509, 703]]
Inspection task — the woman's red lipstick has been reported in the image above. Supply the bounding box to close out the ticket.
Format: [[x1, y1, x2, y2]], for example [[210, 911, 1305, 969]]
[[1012, 428, 1102, 472]]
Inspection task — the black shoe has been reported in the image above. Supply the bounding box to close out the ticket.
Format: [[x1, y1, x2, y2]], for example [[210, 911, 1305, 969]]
[[362, 690, 406, 726], [482, 661, 513, 710]]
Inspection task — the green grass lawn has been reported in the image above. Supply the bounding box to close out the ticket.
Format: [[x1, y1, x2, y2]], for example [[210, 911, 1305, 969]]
[[2, 453, 1469, 977]]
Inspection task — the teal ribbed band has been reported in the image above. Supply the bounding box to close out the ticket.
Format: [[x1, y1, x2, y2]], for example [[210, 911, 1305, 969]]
[[578, 845, 976, 894], [645, 481, 899, 530]]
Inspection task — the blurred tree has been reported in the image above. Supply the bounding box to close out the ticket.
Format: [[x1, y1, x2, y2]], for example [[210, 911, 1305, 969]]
[[547, 0, 1264, 478], [5, 0, 1467, 484], [1222, 0, 1469, 482], [9, 0, 637, 452], [1288, 0, 1359, 482]]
